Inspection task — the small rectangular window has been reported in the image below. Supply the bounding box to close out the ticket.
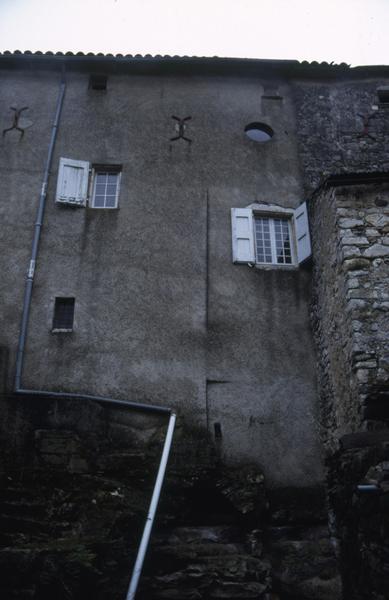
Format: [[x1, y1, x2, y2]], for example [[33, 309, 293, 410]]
[[214, 423, 222, 439], [377, 87, 389, 106], [254, 216, 293, 265], [52, 298, 75, 332], [89, 74, 107, 90], [91, 167, 121, 209]]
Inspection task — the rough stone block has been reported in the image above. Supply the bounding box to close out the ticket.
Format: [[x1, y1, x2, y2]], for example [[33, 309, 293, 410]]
[[341, 246, 361, 260], [354, 360, 377, 369], [366, 228, 380, 237], [336, 208, 359, 218], [365, 214, 389, 228], [356, 369, 370, 383], [351, 320, 363, 332], [338, 218, 364, 228], [364, 244, 389, 258], [343, 258, 371, 271], [347, 299, 367, 311], [372, 301, 389, 311], [347, 289, 375, 300], [346, 278, 360, 289], [340, 236, 369, 247]]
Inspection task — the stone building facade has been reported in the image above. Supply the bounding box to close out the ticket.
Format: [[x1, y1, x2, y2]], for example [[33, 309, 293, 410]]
[[0, 52, 388, 599]]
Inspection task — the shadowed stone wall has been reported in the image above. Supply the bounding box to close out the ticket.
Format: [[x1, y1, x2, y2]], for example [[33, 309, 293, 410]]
[[294, 80, 389, 193], [0, 392, 340, 600], [310, 180, 389, 598], [311, 181, 389, 450]]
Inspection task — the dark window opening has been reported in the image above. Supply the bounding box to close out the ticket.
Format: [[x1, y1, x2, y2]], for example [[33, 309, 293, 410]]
[[261, 94, 283, 101], [214, 422, 222, 439], [364, 385, 389, 421], [377, 87, 389, 106], [52, 297, 75, 331], [244, 122, 274, 142], [89, 74, 107, 91]]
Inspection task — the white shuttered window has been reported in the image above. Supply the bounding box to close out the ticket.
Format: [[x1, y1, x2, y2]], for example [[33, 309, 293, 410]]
[[231, 202, 311, 267], [293, 202, 312, 264], [231, 208, 255, 263], [55, 158, 90, 206]]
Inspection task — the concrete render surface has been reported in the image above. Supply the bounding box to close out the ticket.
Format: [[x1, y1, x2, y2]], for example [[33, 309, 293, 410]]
[[0, 64, 323, 487]]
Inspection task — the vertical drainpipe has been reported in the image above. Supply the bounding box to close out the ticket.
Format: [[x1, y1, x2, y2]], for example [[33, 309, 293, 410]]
[[14, 70, 66, 390], [13, 64, 176, 599]]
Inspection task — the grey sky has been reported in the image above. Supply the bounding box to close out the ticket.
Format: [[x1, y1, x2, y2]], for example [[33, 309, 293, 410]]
[[0, 0, 388, 66]]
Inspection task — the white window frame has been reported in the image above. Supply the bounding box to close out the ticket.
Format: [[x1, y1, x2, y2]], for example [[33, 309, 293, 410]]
[[231, 202, 311, 268], [253, 213, 295, 266], [90, 168, 121, 209], [56, 157, 122, 209]]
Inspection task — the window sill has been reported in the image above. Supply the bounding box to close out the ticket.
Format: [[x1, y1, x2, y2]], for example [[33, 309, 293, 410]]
[[88, 206, 120, 210], [254, 263, 298, 271]]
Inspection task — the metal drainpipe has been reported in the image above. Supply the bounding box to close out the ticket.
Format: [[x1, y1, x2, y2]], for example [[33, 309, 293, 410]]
[[14, 75, 66, 391], [14, 67, 176, 600]]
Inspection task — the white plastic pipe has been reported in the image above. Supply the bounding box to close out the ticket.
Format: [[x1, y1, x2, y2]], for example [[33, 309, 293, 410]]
[[126, 411, 177, 600]]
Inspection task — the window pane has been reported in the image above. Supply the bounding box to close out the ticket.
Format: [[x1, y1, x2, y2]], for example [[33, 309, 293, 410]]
[[255, 215, 293, 265], [105, 196, 117, 208], [95, 183, 106, 194], [255, 217, 272, 263], [106, 184, 117, 195], [93, 170, 120, 209], [274, 219, 291, 264], [94, 195, 105, 207]]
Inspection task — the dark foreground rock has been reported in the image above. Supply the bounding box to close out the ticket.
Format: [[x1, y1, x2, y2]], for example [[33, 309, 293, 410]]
[[0, 394, 340, 599]]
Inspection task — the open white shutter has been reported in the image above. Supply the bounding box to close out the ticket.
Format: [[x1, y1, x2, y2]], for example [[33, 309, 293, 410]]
[[55, 158, 90, 206], [294, 201, 312, 264], [231, 208, 255, 263]]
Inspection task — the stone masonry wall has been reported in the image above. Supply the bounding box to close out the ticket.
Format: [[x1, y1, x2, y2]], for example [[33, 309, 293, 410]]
[[294, 80, 389, 194], [311, 181, 389, 599], [311, 181, 389, 451], [327, 438, 389, 600]]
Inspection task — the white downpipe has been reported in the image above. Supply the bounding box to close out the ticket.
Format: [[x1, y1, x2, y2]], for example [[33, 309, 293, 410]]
[[126, 412, 177, 600]]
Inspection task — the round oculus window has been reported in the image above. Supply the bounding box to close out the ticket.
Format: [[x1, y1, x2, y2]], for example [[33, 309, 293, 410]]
[[245, 122, 274, 142]]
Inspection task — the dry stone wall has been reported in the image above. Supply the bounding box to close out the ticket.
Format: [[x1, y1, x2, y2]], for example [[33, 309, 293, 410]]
[[327, 441, 389, 600], [311, 181, 389, 599], [311, 182, 389, 451]]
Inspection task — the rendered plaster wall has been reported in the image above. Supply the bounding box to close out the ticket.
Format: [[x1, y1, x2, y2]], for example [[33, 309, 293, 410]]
[[0, 63, 322, 487], [311, 183, 389, 451]]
